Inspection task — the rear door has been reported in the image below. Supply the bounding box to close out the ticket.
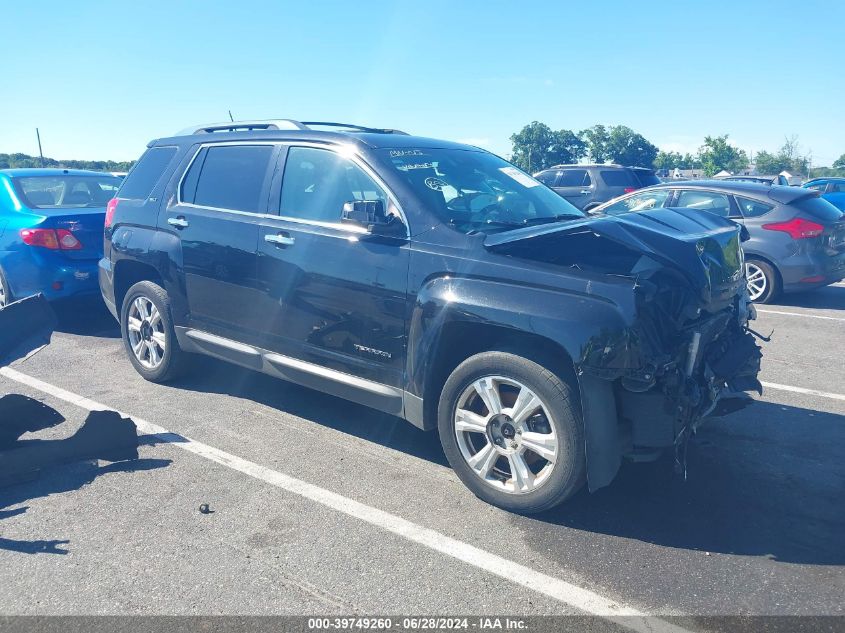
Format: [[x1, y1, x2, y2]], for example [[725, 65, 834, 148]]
[[255, 144, 410, 392], [551, 168, 593, 209], [163, 142, 279, 340]]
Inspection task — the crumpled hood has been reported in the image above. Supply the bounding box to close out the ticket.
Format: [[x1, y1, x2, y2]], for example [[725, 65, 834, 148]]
[[484, 207, 746, 310]]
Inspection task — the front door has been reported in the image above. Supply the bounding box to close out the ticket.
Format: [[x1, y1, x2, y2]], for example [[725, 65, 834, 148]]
[[255, 145, 410, 389], [551, 168, 594, 209], [163, 142, 279, 340]]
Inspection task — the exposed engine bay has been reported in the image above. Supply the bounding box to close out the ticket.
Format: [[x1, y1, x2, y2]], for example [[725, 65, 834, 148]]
[[485, 207, 766, 482]]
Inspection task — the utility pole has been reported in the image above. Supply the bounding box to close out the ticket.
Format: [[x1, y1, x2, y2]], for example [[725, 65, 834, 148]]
[[35, 128, 45, 167]]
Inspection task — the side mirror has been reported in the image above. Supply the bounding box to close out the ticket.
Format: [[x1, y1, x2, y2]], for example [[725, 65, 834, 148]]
[[341, 200, 404, 237]]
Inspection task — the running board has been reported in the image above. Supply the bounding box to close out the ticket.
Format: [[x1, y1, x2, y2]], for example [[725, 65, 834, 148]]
[[175, 327, 405, 418]]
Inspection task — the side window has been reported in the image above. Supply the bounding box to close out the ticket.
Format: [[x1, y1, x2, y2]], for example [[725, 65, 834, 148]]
[[120, 146, 178, 200], [735, 196, 774, 218], [601, 189, 671, 216], [599, 170, 637, 187], [806, 181, 827, 192], [279, 147, 387, 222], [830, 182, 845, 193], [182, 145, 275, 213], [675, 190, 733, 217], [557, 169, 589, 187], [535, 171, 558, 186]]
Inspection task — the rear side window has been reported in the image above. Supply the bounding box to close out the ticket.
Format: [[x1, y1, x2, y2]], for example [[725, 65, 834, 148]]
[[557, 169, 590, 187], [831, 182, 845, 193], [181, 144, 275, 213], [632, 169, 660, 186], [806, 181, 827, 192], [120, 146, 178, 200], [735, 196, 774, 218], [599, 170, 637, 187], [535, 171, 558, 186]]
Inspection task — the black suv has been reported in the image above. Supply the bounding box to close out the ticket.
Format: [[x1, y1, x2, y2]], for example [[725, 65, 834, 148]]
[[100, 120, 763, 513], [533, 164, 660, 211]]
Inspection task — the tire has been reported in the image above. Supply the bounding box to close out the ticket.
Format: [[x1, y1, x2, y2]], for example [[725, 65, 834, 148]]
[[437, 351, 585, 513], [120, 280, 190, 382], [0, 268, 10, 308], [745, 258, 780, 304]]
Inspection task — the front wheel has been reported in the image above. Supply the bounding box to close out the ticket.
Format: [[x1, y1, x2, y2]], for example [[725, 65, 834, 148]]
[[437, 352, 585, 513], [745, 259, 780, 303], [120, 280, 190, 382]]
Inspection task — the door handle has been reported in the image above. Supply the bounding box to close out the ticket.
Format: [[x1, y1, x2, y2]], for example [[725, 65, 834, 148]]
[[579, 190, 592, 195], [168, 217, 189, 228], [265, 233, 295, 246]]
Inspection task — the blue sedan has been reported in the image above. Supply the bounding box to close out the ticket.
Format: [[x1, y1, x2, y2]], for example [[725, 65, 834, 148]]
[[0, 168, 121, 307], [803, 177, 845, 212]]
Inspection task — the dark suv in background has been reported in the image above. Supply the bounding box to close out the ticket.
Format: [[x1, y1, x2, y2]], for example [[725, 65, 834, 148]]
[[100, 120, 762, 513], [533, 164, 659, 211]]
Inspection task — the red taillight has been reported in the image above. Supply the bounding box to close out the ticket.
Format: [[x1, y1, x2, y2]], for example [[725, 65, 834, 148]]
[[623, 187, 637, 193], [105, 198, 119, 229], [762, 218, 825, 239], [19, 228, 82, 250]]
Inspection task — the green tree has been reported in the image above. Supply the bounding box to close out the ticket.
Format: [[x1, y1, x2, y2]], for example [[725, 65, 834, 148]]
[[753, 137, 810, 176], [654, 151, 683, 170], [509, 122, 586, 172], [0, 152, 134, 172], [697, 135, 749, 176], [580, 125, 610, 163], [604, 126, 658, 168], [833, 154, 845, 170]]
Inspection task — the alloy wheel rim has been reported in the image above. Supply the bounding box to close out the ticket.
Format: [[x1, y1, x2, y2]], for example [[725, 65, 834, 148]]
[[454, 375, 558, 495], [745, 263, 767, 301], [126, 296, 166, 369]]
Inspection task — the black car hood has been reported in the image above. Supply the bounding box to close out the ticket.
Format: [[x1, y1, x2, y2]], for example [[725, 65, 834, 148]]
[[485, 208, 745, 310]]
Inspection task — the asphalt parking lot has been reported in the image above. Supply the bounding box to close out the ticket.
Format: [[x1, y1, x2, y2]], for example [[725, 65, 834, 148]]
[[0, 284, 842, 621]]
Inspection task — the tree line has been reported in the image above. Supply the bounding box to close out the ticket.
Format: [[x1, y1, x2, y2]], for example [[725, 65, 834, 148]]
[[0, 152, 135, 172], [509, 121, 845, 178]]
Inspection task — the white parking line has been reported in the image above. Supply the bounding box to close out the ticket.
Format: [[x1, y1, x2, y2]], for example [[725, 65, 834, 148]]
[[0, 366, 689, 633], [756, 308, 845, 322], [762, 381, 845, 402]]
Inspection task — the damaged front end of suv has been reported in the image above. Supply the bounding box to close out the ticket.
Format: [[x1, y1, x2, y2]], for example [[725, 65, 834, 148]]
[[487, 207, 765, 490]]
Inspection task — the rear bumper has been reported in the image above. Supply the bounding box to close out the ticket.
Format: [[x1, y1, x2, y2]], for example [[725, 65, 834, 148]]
[[779, 250, 845, 293], [98, 257, 118, 320], [2, 250, 101, 302]]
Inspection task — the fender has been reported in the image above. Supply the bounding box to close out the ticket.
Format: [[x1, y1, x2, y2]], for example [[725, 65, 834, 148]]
[[406, 274, 636, 491]]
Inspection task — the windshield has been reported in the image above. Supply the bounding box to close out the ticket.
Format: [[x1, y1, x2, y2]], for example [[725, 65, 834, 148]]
[[13, 174, 121, 209], [379, 148, 585, 233]]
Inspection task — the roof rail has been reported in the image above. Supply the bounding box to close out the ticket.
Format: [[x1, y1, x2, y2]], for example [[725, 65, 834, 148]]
[[300, 121, 409, 135], [176, 120, 308, 135], [175, 119, 408, 136]]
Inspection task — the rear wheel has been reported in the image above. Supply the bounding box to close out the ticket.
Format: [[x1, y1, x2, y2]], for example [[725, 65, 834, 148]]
[[437, 351, 585, 513], [745, 259, 780, 303], [120, 281, 190, 382]]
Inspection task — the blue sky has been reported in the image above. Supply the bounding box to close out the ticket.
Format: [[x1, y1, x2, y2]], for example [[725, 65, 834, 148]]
[[2, 0, 843, 165]]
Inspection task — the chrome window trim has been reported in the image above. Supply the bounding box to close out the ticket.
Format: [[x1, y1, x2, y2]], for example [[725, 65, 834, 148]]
[[175, 141, 278, 214], [172, 139, 410, 238]]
